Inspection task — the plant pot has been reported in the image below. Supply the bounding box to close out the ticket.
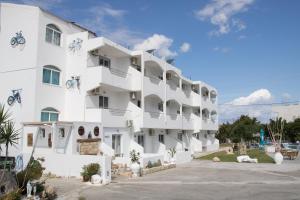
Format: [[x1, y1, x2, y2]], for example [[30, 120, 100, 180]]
[[274, 152, 283, 165], [83, 175, 90, 182], [130, 162, 140, 177], [170, 157, 176, 164]]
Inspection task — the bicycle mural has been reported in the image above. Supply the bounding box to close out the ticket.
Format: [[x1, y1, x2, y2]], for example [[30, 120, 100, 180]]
[[10, 31, 26, 47], [68, 38, 83, 52], [66, 76, 80, 89], [7, 89, 22, 106]]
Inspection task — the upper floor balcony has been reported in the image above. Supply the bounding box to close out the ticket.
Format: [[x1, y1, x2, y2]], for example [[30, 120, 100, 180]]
[[202, 108, 218, 131], [166, 99, 182, 129], [85, 94, 132, 128], [86, 51, 141, 91], [143, 94, 165, 129], [201, 86, 218, 108], [144, 60, 165, 98]]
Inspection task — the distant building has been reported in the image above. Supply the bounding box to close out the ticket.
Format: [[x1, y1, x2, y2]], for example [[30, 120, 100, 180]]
[[272, 103, 300, 122]]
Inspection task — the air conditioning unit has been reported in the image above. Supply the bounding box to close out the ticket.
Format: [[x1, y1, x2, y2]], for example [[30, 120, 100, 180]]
[[130, 92, 136, 100], [90, 49, 100, 56], [149, 129, 154, 136], [92, 87, 100, 94], [166, 73, 172, 80], [126, 120, 133, 127], [131, 57, 138, 65]]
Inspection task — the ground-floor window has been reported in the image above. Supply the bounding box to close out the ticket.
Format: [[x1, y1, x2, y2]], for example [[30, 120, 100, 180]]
[[159, 134, 164, 144]]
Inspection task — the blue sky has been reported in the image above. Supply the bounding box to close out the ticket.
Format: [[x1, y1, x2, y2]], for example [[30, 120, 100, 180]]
[[4, 0, 300, 106]]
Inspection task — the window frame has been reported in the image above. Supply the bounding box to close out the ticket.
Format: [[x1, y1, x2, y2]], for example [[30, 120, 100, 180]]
[[99, 96, 109, 109], [41, 108, 59, 122], [45, 24, 62, 46], [43, 66, 61, 86], [99, 56, 111, 68], [158, 134, 164, 144]]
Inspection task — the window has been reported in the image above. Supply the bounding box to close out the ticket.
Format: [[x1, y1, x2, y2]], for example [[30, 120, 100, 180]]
[[137, 135, 144, 147], [137, 100, 141, 108], [46, 24, 61, 46], [158, 102, 163, 112], [41, 128, 45, 138], [99, 96, 109, 109], [41, 107, 59, 122], [43, 66, 60, 85], [99, 56, 111, 68], [158, 134, 164, 144], [27, 133, 33, 147], [94, 126, 100, 136], [78, 126, 85, 136], [59, 128, 65, 138], [178, 132, 183, 141]]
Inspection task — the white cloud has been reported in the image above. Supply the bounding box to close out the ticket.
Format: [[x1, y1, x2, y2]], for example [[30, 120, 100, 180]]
[[134, 34, 177, 59], [195, 0, 254, 36], [213, 46, 230, 53], [238, 35, 247, 40], [229, 89, 272, 106], [180, 42, 191, 53], [80, 3, 145, 47], [219, 89, 273, 123]]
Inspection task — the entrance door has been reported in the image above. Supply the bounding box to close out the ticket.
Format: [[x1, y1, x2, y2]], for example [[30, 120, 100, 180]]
[[112, 135, 121, 156]]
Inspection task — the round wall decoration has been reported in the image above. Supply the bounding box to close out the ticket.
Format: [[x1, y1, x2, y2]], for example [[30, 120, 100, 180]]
[[78, 126, 85, 136], [94, 126, 100, 136]]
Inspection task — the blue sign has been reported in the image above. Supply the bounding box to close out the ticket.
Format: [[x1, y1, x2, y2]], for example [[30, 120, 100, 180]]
[[260, 128, 265, 148]]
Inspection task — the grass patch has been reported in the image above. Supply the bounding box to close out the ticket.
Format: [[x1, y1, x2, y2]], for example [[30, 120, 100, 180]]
[[199, 149, 274, 163]]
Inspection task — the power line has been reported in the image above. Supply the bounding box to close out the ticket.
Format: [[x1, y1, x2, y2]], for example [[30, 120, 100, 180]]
[[218, 101, 300, 107]]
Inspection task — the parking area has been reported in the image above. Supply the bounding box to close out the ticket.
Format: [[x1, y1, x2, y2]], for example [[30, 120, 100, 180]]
[[49, 159, 300, 200]]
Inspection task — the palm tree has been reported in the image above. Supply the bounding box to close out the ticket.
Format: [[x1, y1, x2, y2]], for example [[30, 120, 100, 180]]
[[0, 103, 11, 155], [1, 121, 19, 157]]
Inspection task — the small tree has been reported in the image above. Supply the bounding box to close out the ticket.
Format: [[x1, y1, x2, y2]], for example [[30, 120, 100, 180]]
[[267, 117, 285, 151], [1, 121, 20, 157], [129, 150, 140, 163], [0, 103, 11, 155]]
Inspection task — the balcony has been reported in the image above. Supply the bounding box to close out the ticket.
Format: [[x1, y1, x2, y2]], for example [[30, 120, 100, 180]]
[[166, 114, 182, 129], [143, 111, 165, 129], [143, 76, 165, 98], [182, 114, 194, 130], [85, 108, 131, 127]]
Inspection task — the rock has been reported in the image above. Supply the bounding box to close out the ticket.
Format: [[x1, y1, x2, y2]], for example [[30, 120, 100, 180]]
[[44, 185, 55, 195], [212, 157, 220, 162], [91, 174, 102, 184], [225, 147, 234, 154]]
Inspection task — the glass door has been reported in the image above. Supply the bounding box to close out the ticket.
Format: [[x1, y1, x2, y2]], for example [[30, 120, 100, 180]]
[[112, 134, 121, 156]]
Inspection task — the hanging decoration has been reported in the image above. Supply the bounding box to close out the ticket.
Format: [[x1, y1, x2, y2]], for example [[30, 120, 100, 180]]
[[69, 38, 83, 52], [10, 31, 26, 47]]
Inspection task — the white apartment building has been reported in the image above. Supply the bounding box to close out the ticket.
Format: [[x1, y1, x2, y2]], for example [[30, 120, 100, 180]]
[[272, 103, 300, 122], [0, 3, 219, 176]]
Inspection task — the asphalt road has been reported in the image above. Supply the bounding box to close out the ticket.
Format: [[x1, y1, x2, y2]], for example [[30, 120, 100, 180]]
[[74, 160, 300, 200]]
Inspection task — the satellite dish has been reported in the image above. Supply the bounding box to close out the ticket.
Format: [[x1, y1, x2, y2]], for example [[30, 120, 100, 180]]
[[166, 59, 174, 64], [146, 49, 155, 54]]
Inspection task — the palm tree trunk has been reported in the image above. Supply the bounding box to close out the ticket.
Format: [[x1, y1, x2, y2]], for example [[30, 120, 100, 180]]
[[6, 142, 9, 157]]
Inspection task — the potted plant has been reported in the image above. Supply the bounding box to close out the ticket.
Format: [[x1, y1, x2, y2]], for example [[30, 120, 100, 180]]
[[130, 149, 140, 177], [168, 147, 176, 164]]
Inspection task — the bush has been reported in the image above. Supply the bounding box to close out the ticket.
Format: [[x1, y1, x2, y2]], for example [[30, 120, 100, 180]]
[[16, 157, 44, 192], [81, 163, 100, 182], [0, 190, 21, 200]]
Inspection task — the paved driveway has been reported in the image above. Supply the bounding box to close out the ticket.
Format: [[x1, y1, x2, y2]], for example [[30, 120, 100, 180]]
[[77, 160, 300, 200]]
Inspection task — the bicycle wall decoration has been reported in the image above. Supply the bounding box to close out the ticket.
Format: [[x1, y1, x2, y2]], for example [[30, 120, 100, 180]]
[[69, 38, 83, 52], [7, 89, 22, 106], [10, 31, 26, 47], [66, 76, 80, 89]]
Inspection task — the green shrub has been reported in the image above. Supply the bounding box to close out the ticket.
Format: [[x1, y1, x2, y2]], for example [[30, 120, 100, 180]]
[[0, 190, 21, 200], [81, 163, 100, 182], [16, 157, 45, 191]]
